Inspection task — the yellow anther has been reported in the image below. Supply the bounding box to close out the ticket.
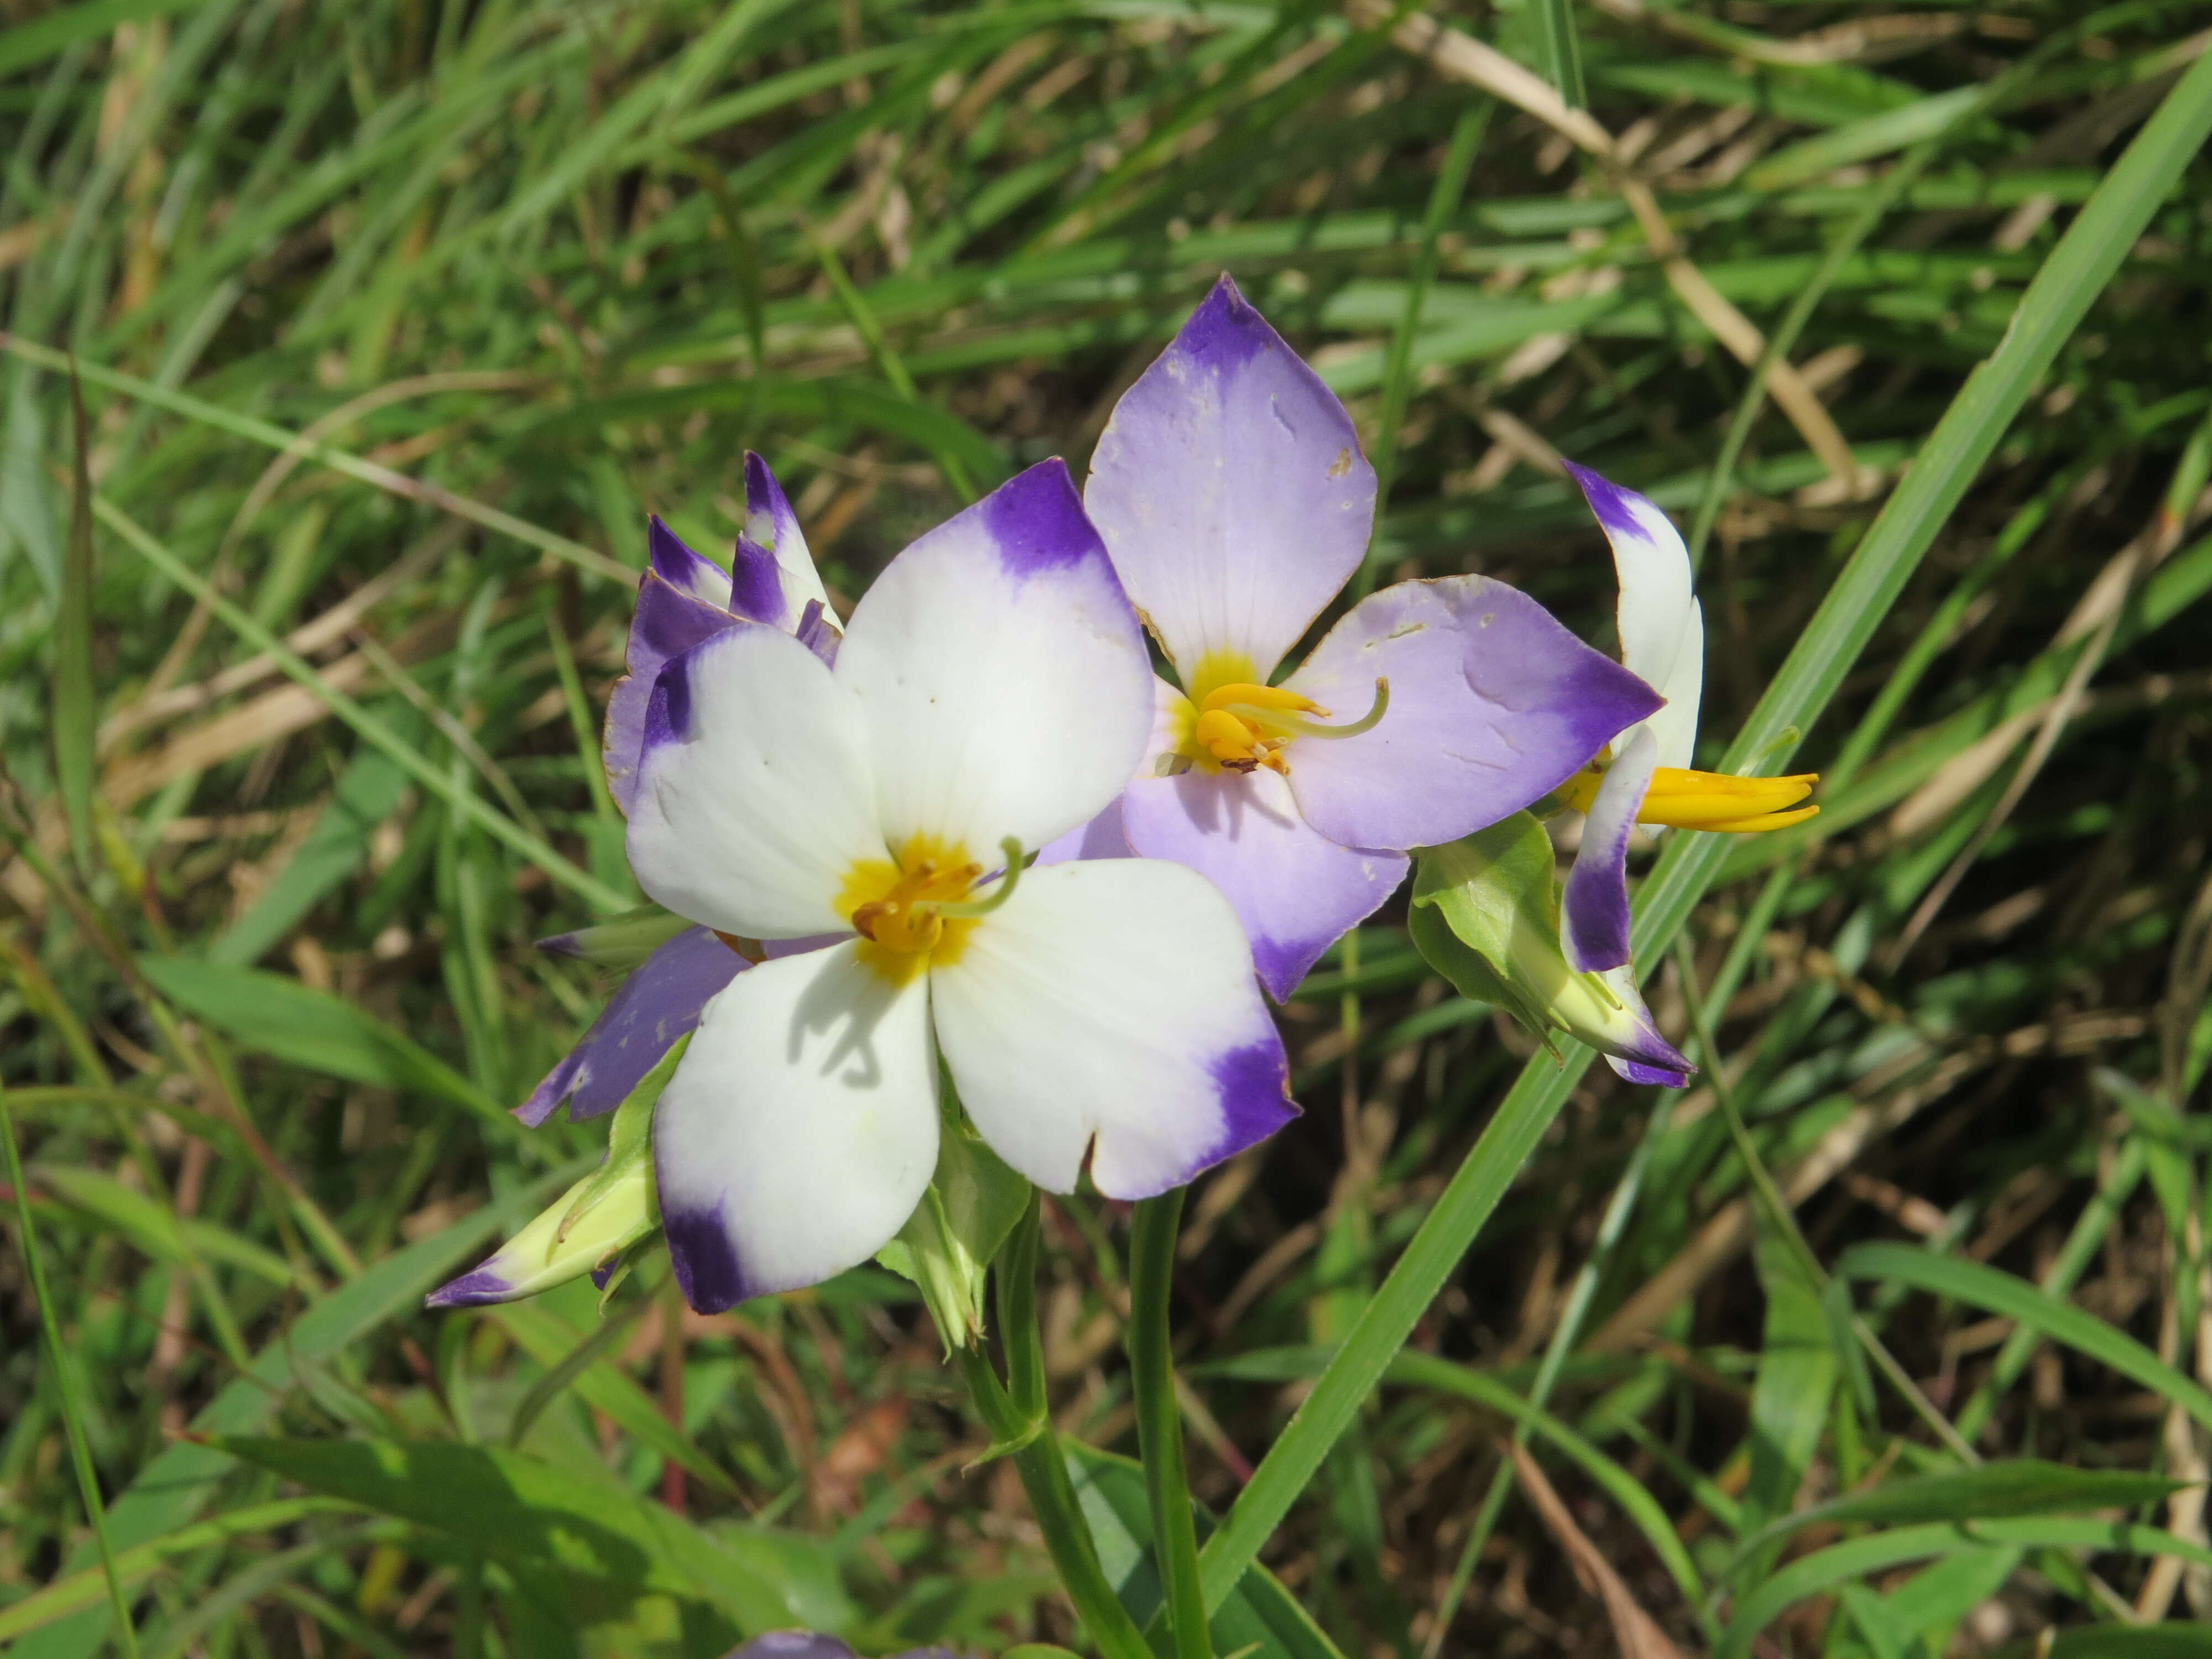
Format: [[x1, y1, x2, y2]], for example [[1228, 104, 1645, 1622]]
[[1562, 761, 1820, 833], [838, 836, 988, 980], [1199, 682, 1326, 718], [1173, 676, 1389, 775], [1194, 707, 1271, 770]]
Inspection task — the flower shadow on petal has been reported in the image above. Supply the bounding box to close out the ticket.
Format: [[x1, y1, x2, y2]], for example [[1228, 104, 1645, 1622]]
[[787, 947, 904, 1088]]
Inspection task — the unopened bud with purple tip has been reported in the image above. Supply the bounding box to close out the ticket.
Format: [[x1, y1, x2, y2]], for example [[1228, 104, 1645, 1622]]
[[427, 1158, 656, 1308]]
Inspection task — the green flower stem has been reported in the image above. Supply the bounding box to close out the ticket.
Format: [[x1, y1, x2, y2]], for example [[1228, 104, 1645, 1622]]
[[1129, 1191, 1210, 1659], [998, 1198, 1048, 1422], [958, 1217, 1150, 1659], [1, 1082, 142, 1659]]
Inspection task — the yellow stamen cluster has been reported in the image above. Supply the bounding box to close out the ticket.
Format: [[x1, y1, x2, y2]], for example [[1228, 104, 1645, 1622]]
[[1563, 764, 1820, 833], [838, 834, 984, 980], [1190, 681, 1327, 773], [1167, 650, 1393, 776]]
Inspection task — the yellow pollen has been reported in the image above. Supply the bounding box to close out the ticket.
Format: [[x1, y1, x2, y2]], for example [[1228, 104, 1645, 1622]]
[[1562, 761, 1820, 833], [837, 834, 984, 982], [1168, 658, 1389, 776]]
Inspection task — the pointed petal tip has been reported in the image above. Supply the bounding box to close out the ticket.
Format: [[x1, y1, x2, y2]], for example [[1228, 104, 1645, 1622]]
[[1609, 1049, 1695, 1089], [1563, 460, 1660, 542], [726, 535, 788, 627], [646, 514, 701, 582], [1172, 270, 1285, 375], [425, 1266, 513, 1309], [982, 457, 1112, 580]]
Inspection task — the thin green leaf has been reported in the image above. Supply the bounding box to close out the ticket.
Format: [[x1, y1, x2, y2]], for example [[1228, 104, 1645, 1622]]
[[1197, 44, 2212, 1614], [211, 1436, 852, 1637], [1718, 1518, 2212, 1659], [54, 364, 95, 872], [137, 957, 512, 1134], [1838, 1243, 2212, 1439]]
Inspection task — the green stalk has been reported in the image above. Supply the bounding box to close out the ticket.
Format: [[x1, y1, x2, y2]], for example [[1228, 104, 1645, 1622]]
[[1196, 46, 2212, 1614], [956, 1343, 1152, 1659], [1, 1082, 142, 1659], [1129, 1191, 1209, 1659]]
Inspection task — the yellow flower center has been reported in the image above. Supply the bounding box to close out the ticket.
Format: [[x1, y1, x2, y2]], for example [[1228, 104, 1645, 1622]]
[[1167, 650, 1390, 776], [836, 833, 1026, 983], [1562, 761, 1820, 833]]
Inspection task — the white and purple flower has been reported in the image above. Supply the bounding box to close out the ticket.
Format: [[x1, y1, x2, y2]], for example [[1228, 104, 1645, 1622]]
[[1550, 466, 1817, 1084], [1069, 277, 1663, 1000], [618, 460, 1291, 1312], [520, 455, 834, 1133]]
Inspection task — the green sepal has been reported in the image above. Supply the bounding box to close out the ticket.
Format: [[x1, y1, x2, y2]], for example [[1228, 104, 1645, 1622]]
[[1409, 814, 1566, 1050], [877, 1107, 1032, 1353], [542, 903, 692, 971], [594, 1231, 664, 1313], [558, 1032, 688, 1245]]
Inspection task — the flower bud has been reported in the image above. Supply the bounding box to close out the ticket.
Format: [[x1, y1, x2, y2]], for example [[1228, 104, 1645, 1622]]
[[427, 1158, 657, 1308], [876, 1121, 1032, 1352], [1410, 815, 1692, 1087]]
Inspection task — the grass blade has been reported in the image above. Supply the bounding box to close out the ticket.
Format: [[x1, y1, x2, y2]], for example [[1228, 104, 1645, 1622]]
[[1196, 41, 2212, 1615], [91, 495, 631, 915], [1838, 1244, 2212, 1438], [54, 365, 94, 872], [0, 1081, 142, 1658]]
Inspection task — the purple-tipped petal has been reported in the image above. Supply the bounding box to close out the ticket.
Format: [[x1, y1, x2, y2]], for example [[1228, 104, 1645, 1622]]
[[1591, 964, 1694, 1086], [1120, 767, 1405, 1003], [1085, 273, 1376, 684], [604, 571, 742, 813], [834, 458, 1151, 862], [1611, 1054, 1694, 1087], [745, 452, 807, 560], [794, 597, 841, 666], [1282, 575, 1662, 853], [427, 1161, 655, 1308], [1561, 729, 1657, 975], [627, 622, 882, 941], [647, 516, 735, 611], [726, 536, 790, 627], [655, 944, 938, 1312], [1565, 462, 1704, 771], [425, 1266, 514, 1308], [515, 927, 746, 1126], [930, 860, 1294, 1198], [744, 452, 830, 615]]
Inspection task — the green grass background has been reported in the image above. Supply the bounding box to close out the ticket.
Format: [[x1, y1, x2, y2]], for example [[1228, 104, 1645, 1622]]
[[3, 0, 2212, 1654]]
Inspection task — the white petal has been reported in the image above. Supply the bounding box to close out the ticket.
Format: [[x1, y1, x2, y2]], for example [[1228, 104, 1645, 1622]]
[[930, 861, 1293, 1199], [1642, 595, 1703, 772], [655, 942, 938, 1310], [627, 622, 882, 940], [834, 461, 1152, 860], [1566, 465, 1701, 766]]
